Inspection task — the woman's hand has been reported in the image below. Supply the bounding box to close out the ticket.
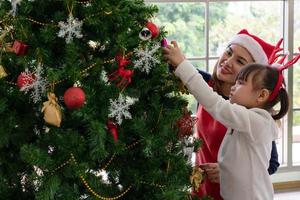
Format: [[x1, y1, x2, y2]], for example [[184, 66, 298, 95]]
[[162, 41, 185, 68], [199, 163, 220, 183]]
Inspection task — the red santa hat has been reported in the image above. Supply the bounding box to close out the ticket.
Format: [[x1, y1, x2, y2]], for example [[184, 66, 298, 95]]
[[228, 29, 276, 64]]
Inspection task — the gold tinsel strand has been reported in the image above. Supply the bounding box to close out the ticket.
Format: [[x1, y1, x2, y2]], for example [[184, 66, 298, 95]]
[[71, 153, 132, 199], [79, 175, 132, 200], [48, 139, 163, 200], [19, 10, 113, 27], [100, 153, 116, 171], [50, 157, 73, 175], [5, 52, 132, 87]]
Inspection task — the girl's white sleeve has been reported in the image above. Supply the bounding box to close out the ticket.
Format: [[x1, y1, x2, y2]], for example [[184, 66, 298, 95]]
[[174, 60, 272, 142]]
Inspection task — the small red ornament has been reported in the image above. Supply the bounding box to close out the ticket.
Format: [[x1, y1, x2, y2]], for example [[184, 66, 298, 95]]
[[12, 40, 29, 56], [17, 72, 36, 88], [146, 21, 159, 39], [108, 56, 134, 89], [107, 120, 118, 141], [176, 107, 197, 138], [63, 86, 85, 109]]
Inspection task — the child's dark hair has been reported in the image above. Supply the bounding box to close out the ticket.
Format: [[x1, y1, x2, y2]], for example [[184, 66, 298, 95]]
[[236, 63, 289, 120]]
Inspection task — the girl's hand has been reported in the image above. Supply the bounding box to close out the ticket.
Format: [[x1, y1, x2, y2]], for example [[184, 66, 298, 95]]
[[199, 163, 220, 183], [162, 41, 185, 69]]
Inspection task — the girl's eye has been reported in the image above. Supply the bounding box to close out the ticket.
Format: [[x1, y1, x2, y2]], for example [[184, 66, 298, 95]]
[[226, 50, 232, 56]]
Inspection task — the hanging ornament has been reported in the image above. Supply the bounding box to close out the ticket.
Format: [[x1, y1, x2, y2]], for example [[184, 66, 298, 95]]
[[190, 166, 205, 192], [12, 40, 29, 56], [106, 120, 118, 141], [10, 0, 22, 16], [0, 65, 8, 78], [108, 94, 138, 125], [133, 42, 160, 74], [41, 93, 62, 127], [146, 21, 159, 38], [0, 30, 8, 42], [5, 40, 29, 56], [176, 107, 197, 138], [139, 28, 152, 41], [161, 38, 168, 47], [58, 14, 83, 44], [108, 56, 134, 89], [139, 21, 159, 40], [17, 65, 47, 103], [16, 71, 36, 88], [0, 30, 29, 56], [63, 86, 85, 109]]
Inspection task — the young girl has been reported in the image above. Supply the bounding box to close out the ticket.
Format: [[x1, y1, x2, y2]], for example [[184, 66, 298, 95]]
[[193, 29, 280, 200], [163, 41, 297, 199]]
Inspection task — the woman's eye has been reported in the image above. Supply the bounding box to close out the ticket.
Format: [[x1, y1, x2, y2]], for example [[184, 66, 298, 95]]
[[237, 59, 245, 65]]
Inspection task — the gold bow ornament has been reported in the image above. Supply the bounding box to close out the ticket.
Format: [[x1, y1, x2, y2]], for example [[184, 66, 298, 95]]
[[41, 92, 62, 127], [0, 65, 8, 79], [190, 166, 205, 192]]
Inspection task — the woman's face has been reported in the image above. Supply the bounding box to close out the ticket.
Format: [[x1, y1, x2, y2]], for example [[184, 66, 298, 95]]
[[216, 44, 255, 84]]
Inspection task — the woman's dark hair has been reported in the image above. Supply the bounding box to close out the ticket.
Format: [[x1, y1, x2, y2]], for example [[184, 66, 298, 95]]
[[211, 62, 224, 94], [236, 63, 290, 120]]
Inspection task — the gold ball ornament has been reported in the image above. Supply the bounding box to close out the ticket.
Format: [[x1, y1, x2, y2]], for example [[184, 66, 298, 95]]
[[0, 65, 8, 79], [41, 93, 62, 127]]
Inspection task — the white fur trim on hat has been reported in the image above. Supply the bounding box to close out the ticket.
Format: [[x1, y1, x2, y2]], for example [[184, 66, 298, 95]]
[[228, 34, 268, 64]]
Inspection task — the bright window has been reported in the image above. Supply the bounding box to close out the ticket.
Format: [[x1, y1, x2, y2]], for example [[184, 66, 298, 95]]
[[292, 0, 300, 166]]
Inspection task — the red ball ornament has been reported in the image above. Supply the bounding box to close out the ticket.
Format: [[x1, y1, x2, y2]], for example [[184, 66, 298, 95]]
[[17, 72, 35, 88], [63, 87, 85, 109], [146, 21, 159, 39]]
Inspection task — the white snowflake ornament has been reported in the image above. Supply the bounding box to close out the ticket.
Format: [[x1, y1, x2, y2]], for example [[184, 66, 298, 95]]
[[108, 94, 138, 125], [10, 0, 22, 16], [58, 15, 83, 43], [20, 173, 28, 192], [33, 165, 44, 177], [182, 136, 196, 165], [80, 194, 90, 199], [19, 64, 48, 103], [133, 42, 160, 74], [33, 165, 44, 191], [48, 145, 55, 154], [100, 70, 110, 85]]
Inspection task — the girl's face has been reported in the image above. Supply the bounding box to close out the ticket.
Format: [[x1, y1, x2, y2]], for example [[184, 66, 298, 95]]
[[216, 44, 255, 84], [229, 73, 262, 108]]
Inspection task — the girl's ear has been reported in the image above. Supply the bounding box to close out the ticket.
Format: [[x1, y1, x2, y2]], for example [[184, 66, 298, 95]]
[[257, 88, 271, 103]]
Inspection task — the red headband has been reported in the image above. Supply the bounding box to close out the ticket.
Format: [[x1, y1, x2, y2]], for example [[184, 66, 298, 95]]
[[268, 39, 300, 101]]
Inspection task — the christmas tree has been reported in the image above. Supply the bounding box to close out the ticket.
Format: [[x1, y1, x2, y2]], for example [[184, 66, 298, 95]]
[[0, 0, 200, 199]]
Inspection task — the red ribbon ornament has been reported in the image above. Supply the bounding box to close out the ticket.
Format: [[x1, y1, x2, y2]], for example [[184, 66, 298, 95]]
[[109, 56, 134, 89], [107, 120, 118, 141]]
